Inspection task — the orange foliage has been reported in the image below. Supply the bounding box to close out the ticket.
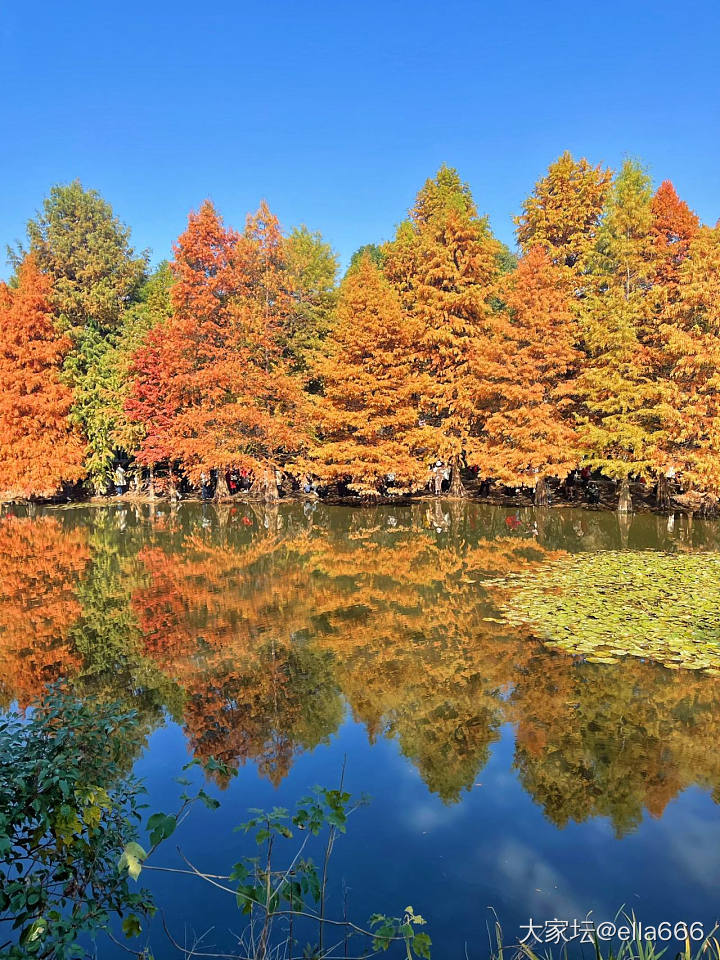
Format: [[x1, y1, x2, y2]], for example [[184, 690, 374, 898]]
[[0, 515, 89, 707], [384, 168, 506, 491], [651, 180, 700, 291], [126, 201, 308, 486], [309, 255, 427, 494], [0, 256, 86, 497], [656, 225, 720, 490], [471, 247, 581, 485]]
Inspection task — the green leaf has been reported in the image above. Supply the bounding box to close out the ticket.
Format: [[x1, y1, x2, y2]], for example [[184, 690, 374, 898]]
[[198, 789, 220, 810], [413, 932, 432, 959], [146, 812, 177, 846], [122, 914, 143, 938]]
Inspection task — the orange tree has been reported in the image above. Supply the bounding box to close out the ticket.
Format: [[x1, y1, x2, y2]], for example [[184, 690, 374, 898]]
[[308, 254, 427, 495], [657, 225, 720, 492], [384, 166, 507, 495], [0, 256, 86, 498], [650, 179, 700, 292], [472, 246, 581, 500]]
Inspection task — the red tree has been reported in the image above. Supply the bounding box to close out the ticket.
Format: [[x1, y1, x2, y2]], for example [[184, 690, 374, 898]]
[[126, 201, 308, 495], [651, 180, 700, 291]]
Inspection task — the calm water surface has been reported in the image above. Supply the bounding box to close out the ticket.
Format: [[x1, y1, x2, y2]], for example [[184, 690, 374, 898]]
[[3, 501, 720, 956]]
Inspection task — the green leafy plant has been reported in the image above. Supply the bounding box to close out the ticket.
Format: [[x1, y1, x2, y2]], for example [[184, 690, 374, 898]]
[[0, 687, 155, 959], [119, 779, 431, 959]]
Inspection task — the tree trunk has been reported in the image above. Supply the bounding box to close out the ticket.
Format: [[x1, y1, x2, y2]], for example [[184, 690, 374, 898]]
[[534, 475, 548, 507], [656, 474, 670, 510], [617, 477, 632, 514], [449, 456, 465, 498], [214, 471, 230, 501], [148, 465, 156, 501], [264, 467, 279, 502]]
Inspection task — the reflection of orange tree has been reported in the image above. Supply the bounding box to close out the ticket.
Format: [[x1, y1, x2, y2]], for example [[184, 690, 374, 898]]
[[124, 504, 720, 824], [510, 652, 720, 835], [0, 515, 89, 708], [133, 532, 343, 784], [304, 521, 559, 802], [133, 513, 560, 800]]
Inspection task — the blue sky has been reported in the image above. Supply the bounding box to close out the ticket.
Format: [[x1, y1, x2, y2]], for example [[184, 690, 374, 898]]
[[1, 0, 718, 278]]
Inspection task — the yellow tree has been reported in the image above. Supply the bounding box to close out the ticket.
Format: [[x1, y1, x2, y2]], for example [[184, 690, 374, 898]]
[[572, 160, 659, 506], [308, 255, 427, 495], [384, 166, 506, 495], [515, 151, 612, 276]]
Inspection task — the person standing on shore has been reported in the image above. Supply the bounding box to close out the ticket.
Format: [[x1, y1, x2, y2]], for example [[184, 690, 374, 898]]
[[114, 464, 127, 497]]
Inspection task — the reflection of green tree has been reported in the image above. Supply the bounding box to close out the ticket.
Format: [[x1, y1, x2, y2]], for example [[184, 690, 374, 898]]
[[68, 507, 182, 762], [511, 653, 720, 836]]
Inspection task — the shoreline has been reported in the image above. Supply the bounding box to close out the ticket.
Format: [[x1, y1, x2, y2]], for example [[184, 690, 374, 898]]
[[2, 483, 716, 518]]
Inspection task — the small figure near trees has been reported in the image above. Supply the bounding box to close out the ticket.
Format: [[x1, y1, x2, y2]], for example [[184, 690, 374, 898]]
[[114, 464, 127, 496]]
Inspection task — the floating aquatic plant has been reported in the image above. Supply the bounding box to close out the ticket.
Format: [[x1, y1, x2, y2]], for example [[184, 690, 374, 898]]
[[502, 551, 720, 673]]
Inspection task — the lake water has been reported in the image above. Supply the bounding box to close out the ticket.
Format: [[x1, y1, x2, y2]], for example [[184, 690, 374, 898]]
[[3, 500, 720, 957]]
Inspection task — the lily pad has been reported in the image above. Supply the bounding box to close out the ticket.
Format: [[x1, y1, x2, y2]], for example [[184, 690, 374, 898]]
[[502, 551, 720, 673]]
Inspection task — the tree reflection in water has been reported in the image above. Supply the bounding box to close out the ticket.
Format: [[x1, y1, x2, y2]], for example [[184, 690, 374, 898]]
[[1, 501, 720, 833]]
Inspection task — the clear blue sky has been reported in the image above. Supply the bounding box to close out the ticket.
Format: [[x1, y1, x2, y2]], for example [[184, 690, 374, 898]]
[[1, 0, 718, 278]]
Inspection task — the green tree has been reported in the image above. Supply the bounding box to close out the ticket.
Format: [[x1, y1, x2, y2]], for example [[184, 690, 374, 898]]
[[104, 262, 174, 462], [283, 226, 339, 377], [573, 160, 659, 487], [348, 243, 386, 273], [21, 181, 147, 491], [0, 690, 155, 958]]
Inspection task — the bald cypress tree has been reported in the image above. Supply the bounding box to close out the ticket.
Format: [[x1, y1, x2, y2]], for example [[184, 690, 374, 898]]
[[515, 151, 612, 275], [384, 166, 506, 495], [0, 256, 86, 497], [573, 160, 660, 505], [474, 246, 581, 501], [21, 181, 147, 491], [309, 255, 426, 495]]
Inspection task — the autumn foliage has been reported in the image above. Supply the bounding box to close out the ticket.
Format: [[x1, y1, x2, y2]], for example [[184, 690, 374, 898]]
[[0, 256, 86, 497], [0, 515, 89, 707], [472, 246, 580, 485], [308, 254, 427, 495], [125, 201, 308, 493], [2, 157, 720, 501]]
